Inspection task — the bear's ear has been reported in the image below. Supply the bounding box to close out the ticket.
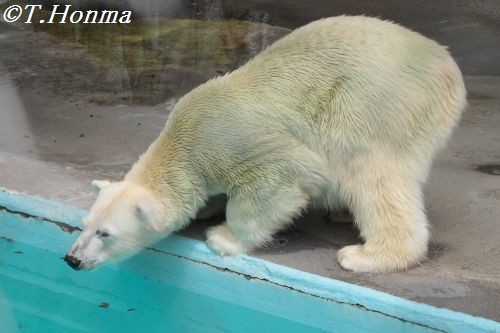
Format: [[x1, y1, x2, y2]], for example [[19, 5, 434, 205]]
[[135, 201, 163, 231], [91, 180, 111, 193]]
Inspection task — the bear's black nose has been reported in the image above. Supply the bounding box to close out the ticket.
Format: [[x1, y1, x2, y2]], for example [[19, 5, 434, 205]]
[[64, 254, 82, 270]]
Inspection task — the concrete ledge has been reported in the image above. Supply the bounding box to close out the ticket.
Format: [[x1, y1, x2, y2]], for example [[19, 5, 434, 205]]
[[0, 188, 498, 332]]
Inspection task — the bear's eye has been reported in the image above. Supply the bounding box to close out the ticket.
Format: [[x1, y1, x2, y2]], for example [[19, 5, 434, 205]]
[[95, 230, 110, 238]]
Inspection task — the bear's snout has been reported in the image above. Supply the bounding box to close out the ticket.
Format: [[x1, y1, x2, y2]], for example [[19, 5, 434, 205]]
[[64, 254, 82, 270]]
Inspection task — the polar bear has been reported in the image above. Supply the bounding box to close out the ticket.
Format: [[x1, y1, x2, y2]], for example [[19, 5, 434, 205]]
[[65, 16, 466, 272]]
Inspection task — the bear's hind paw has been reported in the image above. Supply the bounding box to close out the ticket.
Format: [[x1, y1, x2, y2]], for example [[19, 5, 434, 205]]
[[337, 244, 422, 272]]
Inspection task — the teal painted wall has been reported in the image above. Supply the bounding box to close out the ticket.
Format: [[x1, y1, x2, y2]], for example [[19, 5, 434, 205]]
[[0, 189, 498, 333]]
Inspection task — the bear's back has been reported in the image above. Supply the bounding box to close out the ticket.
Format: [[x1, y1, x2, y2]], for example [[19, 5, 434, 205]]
[[169, 16, 465, 169]]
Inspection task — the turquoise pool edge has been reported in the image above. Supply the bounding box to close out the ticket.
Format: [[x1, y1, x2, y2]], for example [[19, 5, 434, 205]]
[[0, 187, 498, 333]]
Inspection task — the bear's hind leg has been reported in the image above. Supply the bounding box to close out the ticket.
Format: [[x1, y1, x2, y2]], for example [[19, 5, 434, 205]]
[[338, 171, 429, 272], [206, 183, 308, 256]]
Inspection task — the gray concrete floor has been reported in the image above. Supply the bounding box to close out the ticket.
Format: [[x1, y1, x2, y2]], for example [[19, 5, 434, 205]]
[[0, 4, 499, 321]]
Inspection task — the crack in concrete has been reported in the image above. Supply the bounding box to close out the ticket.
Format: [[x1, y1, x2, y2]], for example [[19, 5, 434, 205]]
[[0, 205, 82, 234], [145, 247, 447, 332]]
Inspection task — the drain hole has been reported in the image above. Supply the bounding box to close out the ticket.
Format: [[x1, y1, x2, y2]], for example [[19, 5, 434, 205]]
[[473, 164, 500, 176]]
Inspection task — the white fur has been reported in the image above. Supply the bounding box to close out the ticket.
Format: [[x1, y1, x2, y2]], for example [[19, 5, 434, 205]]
[[67, 16, 466, 272], [67, 181, 170, 269]]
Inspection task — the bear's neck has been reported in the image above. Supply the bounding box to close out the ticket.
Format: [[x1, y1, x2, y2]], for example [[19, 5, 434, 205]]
[[125, 130, 208, 230]]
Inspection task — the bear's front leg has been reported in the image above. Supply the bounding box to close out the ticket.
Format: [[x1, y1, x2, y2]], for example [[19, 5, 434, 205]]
[[206, 183, 309, 256]]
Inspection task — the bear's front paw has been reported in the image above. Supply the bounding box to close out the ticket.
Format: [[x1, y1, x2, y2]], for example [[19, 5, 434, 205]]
[[206, 225, 245, 256]]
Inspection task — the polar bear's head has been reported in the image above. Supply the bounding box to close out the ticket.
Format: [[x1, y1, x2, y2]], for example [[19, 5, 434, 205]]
[[65, 180, 173, 270]]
